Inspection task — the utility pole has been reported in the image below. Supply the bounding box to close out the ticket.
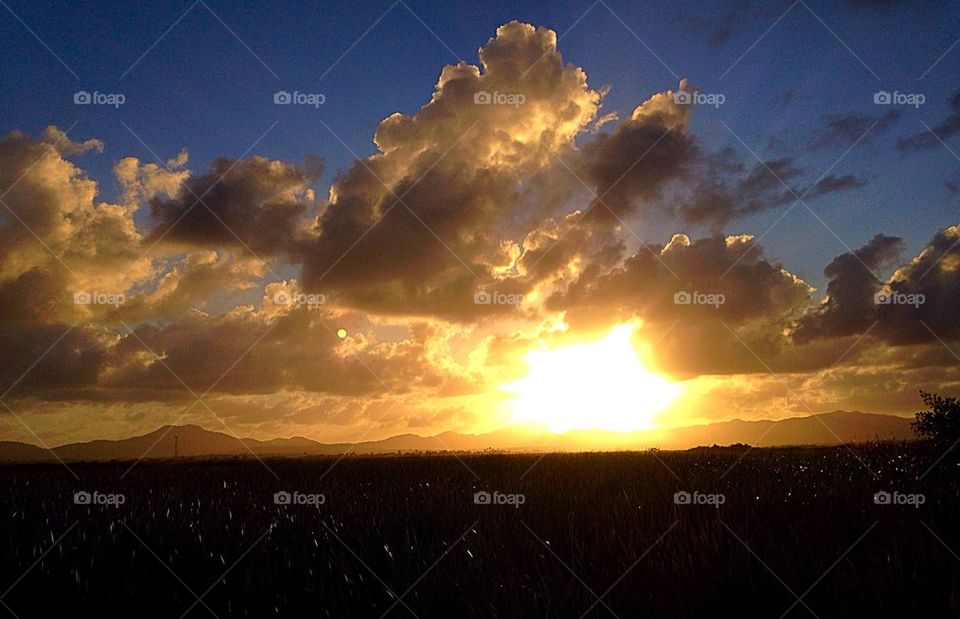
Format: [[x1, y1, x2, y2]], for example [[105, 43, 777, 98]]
[[174, 435, 179, 458]]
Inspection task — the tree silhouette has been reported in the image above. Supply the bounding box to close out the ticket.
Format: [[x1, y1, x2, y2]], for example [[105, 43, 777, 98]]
[[912, 390, 960, 446]]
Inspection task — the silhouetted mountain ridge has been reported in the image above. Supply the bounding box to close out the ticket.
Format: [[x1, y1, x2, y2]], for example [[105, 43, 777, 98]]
[[0, 411, 914, 463]]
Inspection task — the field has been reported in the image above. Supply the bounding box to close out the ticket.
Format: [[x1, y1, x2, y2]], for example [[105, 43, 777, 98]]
[[1, 443, 958, 617]]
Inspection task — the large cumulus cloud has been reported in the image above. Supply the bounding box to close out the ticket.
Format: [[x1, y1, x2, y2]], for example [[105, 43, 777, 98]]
[[299, 21, 606, 319]]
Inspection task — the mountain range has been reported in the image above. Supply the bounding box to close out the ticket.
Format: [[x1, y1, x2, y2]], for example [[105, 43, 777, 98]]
[[0, 411, 916, 463]]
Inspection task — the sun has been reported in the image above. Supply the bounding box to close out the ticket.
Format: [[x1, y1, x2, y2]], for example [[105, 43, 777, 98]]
[[504, 323, 681, 433]]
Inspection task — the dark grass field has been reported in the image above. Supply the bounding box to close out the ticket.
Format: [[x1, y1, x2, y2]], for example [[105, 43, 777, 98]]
[[1, 443, 958, 618]]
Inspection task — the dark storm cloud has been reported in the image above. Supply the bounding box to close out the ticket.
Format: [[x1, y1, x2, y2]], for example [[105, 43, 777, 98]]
[[0, 266, 108, 398], [0, 323, 106, 397], [680, 153, 868, 228], [898, 90, 960, 152], [681, 156, 800, 227], [793, 227, 960, 346], [793, 234, 903, 341], [301, 157, 522, 320], [573, 84, 861, 230], [579, 92, 693, 223], [809, 109, 902, 151], [873, 225, 960, 343], [0, 268, 72, 323], [147, 155, 321, 256]]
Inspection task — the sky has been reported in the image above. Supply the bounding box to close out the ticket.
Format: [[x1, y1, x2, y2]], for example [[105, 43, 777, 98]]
[[1, 0, 959, 446]]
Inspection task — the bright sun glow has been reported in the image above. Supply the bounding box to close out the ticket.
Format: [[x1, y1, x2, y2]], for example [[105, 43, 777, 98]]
[[505, 323, 682, 433]]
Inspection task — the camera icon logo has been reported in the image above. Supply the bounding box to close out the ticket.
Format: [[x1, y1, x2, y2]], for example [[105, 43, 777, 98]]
[[674, 291, 692, 305], [274, 490, 292, 505], [273, 291, 292, 305], [674, 491, 692, 505], [474, 91, 492, 105], [474, 290, 492, 304], [74, 90, 92, 105], [74, 490, 92, 505], [473, 491, 492, 505], [874, 292, 891, 305], [874, 91, 891, 105], [873, 490, 892, 505], [274, 91, 292, 105], [74, 291, 92, 305], [673, 90, 693, 105]]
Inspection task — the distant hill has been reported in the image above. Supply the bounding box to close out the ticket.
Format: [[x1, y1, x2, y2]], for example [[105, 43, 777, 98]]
[[0, 411, 915, 463], [658, 411, 915, 449]]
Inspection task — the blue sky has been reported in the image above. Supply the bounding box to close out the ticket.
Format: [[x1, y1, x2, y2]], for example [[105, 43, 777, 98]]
[[2, 0, 959, 291]]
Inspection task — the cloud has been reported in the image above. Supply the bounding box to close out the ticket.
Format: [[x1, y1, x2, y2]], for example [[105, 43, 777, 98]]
[[147, 155, 321, 257], [578, 80, 693, 223], [0, 127, 149, 296], [898, 89, 960, 152], [545, 234, 819, 376], [679, 152, 869, 227], [793, 234, 903, 341], [874, 225, 960, 343], [549, 234, 811, 326], [678, 1, 770, 48], [299, 21, 605, 318], [40, 125, 103, 156], [803, 174, 867, 199], [100, 296, 478, 402], [679, 154, 800, 227], [793, 227, 960, 346], [0, 323, 106, 397], [769, 90, 802, 112], [114, 150, 190, 206], [809, 109, 901, 151], [112, 251, 268, 322]]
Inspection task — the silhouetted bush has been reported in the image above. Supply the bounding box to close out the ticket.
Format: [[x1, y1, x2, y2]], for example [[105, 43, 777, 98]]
[[913, 390, 960, 447]]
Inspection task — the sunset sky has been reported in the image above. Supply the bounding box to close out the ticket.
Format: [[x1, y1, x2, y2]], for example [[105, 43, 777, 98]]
[[1, 0, 960, 445]]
